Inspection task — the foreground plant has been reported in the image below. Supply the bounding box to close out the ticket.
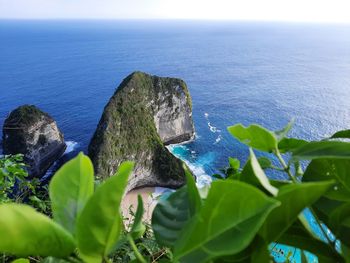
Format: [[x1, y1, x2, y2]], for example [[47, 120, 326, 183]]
[[0, 154, 140, 262], [1, 122, 350, 262], [0, 154, 48, 212], [151, 121, 350, 262], [0, 154, 28, 203]]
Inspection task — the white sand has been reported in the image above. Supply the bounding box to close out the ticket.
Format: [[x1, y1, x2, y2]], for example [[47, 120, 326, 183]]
[[121, 187, 156, 223]]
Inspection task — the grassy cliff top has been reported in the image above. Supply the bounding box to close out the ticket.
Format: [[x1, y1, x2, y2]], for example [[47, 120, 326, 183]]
[[119, 71, 192, 110], [4, 105, 51, 127]]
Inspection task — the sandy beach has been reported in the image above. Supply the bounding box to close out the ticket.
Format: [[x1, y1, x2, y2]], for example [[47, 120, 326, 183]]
[[121, 187, 157, 223]]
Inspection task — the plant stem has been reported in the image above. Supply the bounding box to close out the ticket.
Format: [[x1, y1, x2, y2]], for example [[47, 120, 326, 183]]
[[309, 207, 336, 247], [275, 149, 297, 183], [127, 234, 147, 263]]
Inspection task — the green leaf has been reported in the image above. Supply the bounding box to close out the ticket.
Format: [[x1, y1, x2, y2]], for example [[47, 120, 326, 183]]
[[311, 197, 350, 248], [212, 173, 224, 179], [250, 236, 270, 263], [152, 186, 191, 247], [214, 236, 270, 263], [228, 124, 278, 152], [277, 220, 345, 262], [248, 149, 278, 196], [184, 168, 201, 215], [278, 138, 308, 153], [275, 119, 294, 141], [292, 141, 350, 161], [257, 157, 272, 169], [0, 204, 75, 257], [300, 251, 308, 263], [11, 259, 30, 263], [40, 258, 71, 263], [173, 180, 280, 262], [49, 153, 94, 235], [342, 244, 350, 263], [130, 195, 146, 240], [330, 129, 350, 139], [303, 159, 350, 201], [152, 171, 201, 248], [228, 157, 240, 170], [259, 181, 334, 242], [329, 202, 350, 235], [240, 153, 280, 196], [76, 161, 134, 263]]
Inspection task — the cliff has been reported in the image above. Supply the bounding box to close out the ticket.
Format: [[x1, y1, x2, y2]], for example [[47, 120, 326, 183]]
[[88, 72, 195, 190], [2, 105, 66, 178]]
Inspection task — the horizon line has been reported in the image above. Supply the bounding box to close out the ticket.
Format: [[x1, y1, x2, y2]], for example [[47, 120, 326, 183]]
[[1, 18, 350, 25]]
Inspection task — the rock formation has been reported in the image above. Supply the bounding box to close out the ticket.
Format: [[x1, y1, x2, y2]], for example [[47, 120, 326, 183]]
[[2, 105, 66, 178], [88, 71, 195, 190]]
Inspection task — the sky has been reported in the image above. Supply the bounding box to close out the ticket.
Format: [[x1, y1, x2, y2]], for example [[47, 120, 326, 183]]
[[1, 0, 350, 23]]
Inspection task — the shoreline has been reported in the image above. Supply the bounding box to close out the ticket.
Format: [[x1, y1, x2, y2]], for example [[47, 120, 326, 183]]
[[121, 187, 157, 222]]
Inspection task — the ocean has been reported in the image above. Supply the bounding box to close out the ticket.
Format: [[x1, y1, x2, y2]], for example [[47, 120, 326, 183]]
[[1, 20, 350, 262]]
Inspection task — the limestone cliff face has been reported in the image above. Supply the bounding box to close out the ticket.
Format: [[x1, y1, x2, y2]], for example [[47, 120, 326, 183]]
[[88, 72, 195, 190], [2, 105, 66, 178]]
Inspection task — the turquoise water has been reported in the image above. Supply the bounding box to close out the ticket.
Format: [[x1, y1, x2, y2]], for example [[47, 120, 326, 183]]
[[1, 20, 350, 262]]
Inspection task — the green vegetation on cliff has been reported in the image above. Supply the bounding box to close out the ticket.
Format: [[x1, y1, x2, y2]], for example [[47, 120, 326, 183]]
[[89, 71, 194, 188], [4, 105, 51, 127]]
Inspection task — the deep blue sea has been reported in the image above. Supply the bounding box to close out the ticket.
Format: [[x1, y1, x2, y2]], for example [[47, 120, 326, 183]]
[[1, 20, 350, 262]]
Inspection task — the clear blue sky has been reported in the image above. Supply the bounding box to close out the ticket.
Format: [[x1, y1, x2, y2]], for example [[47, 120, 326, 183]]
[[1, 0, 350, 23]]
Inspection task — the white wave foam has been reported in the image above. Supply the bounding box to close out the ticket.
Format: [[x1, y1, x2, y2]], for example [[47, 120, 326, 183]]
[[64, 141, 79, 154], [168, 144, 212, 189], [208, 122, 221, 133], [214, 135, 222, 144], [205, 112, 221, 134]]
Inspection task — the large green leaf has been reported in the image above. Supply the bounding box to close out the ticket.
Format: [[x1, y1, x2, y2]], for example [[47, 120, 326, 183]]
[[152, 187, 192, 248], [249, 149, 278, 196], [173, 180, 280, 262], [259, 181, 333, 242], [184, 168, 201, 215], [299, 158, 350, 250], [330, 129, 350, 139], [228, 124, 277, 152], [49, 153, 94, 235], [324, 202, 350, 248], [311, 197, 350, 248], [152, 171, 201, 248], [0, 204, 75, 258], [11, 259, 29, 263], [303, 159, 350, 201], [76, 162, 134, 263], [278, 138, 308, 153], [213, 236, 270, 263], [329, 202, 350, 229], [292, 141, 350, 161], [239, 149, 277, 196], [277, 220, 345, 262]]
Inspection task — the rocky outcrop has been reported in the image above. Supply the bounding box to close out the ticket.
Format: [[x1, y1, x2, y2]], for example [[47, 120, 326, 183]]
[[2, 105, 66, 178], [88, 71, 195, 190]]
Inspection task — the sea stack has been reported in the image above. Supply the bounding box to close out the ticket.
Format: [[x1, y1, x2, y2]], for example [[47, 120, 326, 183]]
[[88, 71, 195, 190], [2, 105, 66, 178]]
